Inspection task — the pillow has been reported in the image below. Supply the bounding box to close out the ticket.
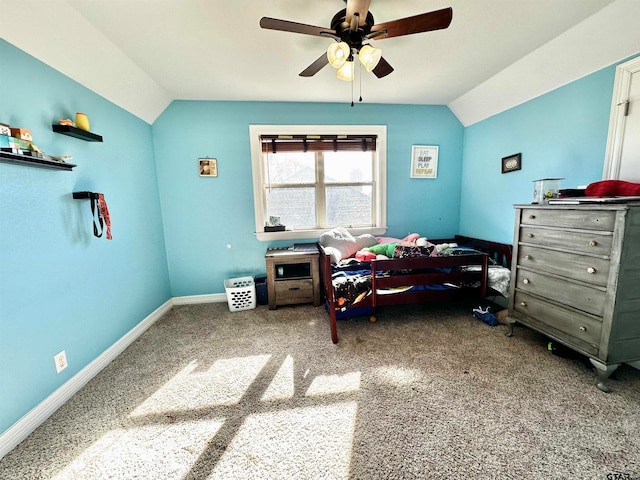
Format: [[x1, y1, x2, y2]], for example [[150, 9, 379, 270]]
[[376, 233, 421, 246], [319, 228, 378, 263]]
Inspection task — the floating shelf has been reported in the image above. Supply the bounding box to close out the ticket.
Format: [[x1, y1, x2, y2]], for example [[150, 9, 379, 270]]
[[0, 150, 76, 171], [52, 124, 103, 142]]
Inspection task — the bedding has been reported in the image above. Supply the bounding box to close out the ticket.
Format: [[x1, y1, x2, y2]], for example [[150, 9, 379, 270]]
[[319, 231, 513, 343]]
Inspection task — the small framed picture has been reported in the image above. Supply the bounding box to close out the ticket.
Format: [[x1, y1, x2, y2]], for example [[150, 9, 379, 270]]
[[501, 153, 521, 174], [410, 145, 439, 178], [199, 158, 217, 177]]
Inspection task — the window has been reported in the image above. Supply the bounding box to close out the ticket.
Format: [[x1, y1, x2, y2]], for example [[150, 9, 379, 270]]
[[250, 125, 387, 241]]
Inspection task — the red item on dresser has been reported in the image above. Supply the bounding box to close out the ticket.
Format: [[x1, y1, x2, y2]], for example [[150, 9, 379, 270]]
[[585, 180, 640, 197]]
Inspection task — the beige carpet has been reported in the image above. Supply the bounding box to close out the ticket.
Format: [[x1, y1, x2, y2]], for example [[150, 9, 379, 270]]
[[1, 300, 639, 479]]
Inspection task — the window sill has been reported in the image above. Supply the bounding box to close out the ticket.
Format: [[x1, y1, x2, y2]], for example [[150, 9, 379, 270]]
[[256, 226, 388, 242]]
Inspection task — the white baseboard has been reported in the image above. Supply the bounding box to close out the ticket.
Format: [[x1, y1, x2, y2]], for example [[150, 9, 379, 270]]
[[172, 293, 227, 305], [0, 298, 174, 459]]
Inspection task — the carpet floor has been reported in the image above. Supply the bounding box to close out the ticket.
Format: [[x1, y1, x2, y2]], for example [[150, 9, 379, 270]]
[[1, 300, 639, 479]]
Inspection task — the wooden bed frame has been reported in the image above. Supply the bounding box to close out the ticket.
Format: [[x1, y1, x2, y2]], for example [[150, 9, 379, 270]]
[[319, 235, 513, 344]]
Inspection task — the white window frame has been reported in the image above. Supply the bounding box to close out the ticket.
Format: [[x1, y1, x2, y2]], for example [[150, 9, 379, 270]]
[[250, 125, 387, 241]]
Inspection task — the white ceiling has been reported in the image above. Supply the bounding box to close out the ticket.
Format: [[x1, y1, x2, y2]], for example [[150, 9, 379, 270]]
[[2, 0, 639, 125]]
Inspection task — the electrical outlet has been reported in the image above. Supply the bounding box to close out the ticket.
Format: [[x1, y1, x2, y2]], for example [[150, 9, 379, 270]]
[[54, 350, 68, 374]]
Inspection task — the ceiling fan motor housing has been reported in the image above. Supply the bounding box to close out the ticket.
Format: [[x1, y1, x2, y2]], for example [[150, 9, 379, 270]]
[[330, 8, 375, 52]]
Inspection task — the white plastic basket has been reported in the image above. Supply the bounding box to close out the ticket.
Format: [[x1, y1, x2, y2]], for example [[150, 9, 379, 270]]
[[224, 276, 257, 312]]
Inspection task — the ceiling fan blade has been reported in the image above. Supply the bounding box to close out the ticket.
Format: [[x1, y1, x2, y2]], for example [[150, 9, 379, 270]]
[[372, 57, 394, 78], [346, 0, 371, 27], [299, 53, 330, 77], [260, 17, 336, 38], [370, 7, 453, 40]]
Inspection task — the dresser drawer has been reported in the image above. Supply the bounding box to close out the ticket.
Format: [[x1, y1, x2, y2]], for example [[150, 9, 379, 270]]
[[520, 208, 615, 231], [519, 226, 613, 256], [515, 268, 605, 317], [517, 245, 610, 287], [513, 291, 602, 347], [275, 279, 314, 305]]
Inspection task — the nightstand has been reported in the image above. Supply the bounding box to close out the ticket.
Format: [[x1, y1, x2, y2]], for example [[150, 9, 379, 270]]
[[265, 247, 321, 309]]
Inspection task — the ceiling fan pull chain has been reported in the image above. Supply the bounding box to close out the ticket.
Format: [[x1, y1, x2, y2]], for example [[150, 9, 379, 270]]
[[359, 61, 363, 102], [351, 69, 355, 107]]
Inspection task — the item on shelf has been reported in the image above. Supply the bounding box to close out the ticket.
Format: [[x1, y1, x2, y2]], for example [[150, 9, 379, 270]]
[[532, 178, 563, 204], [75, 112, 90, 131], [49, 155, 73, 163], [8, 136, 30, 150], [59, 118, 75, 127], [10, 128, 32, 142], [0, 123, 10, 136]]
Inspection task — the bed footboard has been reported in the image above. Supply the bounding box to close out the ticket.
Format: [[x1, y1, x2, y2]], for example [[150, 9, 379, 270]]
[[319, 242, 490, 344]]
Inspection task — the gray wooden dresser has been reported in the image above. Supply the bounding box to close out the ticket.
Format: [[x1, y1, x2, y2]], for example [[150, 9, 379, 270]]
[[506, 202, 640, 391]]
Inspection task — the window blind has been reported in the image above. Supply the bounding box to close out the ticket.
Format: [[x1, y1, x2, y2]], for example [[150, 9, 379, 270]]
[[260, 134, 377, 153]]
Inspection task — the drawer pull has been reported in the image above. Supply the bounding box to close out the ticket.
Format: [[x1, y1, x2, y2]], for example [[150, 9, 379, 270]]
[[288, 287, 301, 291], [528, 233, 534, 238], [587, 267, 596, 274], [579, 326, 587, 332], [528, 215, 536, 220], [520, 301, 527, 307], [523, 278, 530, 284], [525, 255, 532, 261], [589, 240, 597, 247]]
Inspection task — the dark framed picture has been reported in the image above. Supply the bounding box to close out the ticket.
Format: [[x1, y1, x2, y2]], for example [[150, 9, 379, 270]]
[[501, 153, 521, 174], [199, 158, 217, 177]]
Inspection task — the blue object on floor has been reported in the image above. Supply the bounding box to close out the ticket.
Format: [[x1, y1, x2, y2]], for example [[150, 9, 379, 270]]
[[472, 305, 498, 326]]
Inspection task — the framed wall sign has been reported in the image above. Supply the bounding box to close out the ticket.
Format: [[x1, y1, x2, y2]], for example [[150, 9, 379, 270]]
[[501, 153, 521, 174], [199, 158, 218, 177], [410, 145, 439, 178]]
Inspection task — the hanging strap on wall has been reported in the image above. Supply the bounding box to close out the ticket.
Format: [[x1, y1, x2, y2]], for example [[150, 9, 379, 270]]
[[73, 191, 113, 240], [98, 194, 112, 240], [90, 194, 104, 238]]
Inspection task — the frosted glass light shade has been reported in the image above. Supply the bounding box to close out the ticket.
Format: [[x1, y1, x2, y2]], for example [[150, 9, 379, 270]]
[[336, 61, 355, 81], [327, 42, 350, 68], [358, 44, 382, 72]]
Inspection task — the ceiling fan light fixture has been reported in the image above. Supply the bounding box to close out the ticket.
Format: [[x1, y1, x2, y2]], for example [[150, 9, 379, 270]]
[[327, 42, 350, 68], [336, 60, 355, 81], [358, 44, 382, 72]]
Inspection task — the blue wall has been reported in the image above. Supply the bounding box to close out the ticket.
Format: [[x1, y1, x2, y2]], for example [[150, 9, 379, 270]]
[[459, 66, 618, 243], [0, 40, 171, 433], [1, 34, 631, 441], [152, 102, 465, 296]]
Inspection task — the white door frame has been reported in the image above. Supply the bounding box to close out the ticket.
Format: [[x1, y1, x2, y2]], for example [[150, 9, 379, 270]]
[[603, 55, 640, 180]]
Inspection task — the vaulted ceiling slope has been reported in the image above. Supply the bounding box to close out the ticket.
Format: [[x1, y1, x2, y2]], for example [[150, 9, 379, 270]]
[[1, 0, 639, 125]]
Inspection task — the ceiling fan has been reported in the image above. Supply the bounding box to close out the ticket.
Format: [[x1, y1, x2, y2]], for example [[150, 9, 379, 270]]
[[259, 0, 453, 81]]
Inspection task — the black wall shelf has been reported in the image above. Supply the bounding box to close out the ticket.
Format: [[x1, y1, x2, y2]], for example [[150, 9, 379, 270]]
[[0, 150, 76, 171], [52, 124, 103, 142]]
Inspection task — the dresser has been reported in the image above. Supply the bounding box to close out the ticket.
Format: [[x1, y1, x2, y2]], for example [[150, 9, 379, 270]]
[[265, 248, 321, 310], [507, 203, 640, 391]]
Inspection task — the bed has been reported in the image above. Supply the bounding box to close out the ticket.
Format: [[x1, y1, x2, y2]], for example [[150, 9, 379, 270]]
[[319, 233, 512, 344]]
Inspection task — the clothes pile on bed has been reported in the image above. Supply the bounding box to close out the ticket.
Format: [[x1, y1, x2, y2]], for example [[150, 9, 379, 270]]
[[319, 227, 510, 310]]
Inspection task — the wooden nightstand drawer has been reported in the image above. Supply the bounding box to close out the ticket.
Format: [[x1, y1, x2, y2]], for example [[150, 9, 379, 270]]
[[275, 279, 314, 305]]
